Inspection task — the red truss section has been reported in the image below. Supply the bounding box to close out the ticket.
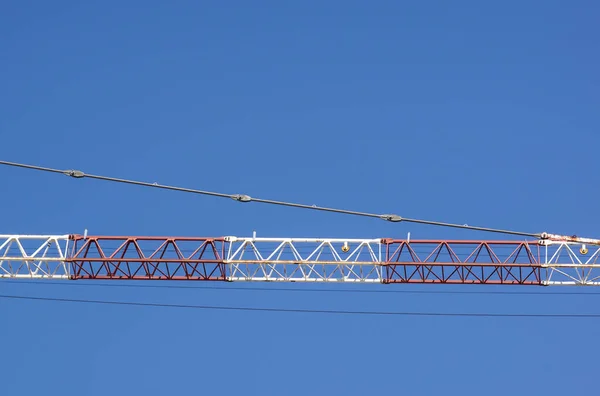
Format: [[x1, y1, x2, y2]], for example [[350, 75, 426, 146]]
[[68, 236, 227, 280], [382, 240, 543, 285]]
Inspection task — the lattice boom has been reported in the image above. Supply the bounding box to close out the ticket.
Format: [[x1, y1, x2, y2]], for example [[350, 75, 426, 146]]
[[0, 234, 598, 285]]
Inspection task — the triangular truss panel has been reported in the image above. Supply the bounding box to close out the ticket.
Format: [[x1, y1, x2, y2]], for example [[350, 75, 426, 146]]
[[383, 239, 543, 285], [68, 236, 227, 280], [542, 241, 600, 286], [225, 237, 383, 282], [0, 235, 70, 278]]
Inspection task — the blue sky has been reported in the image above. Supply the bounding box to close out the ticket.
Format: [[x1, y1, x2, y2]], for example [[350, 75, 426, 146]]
[[1, 1, 599, 394]]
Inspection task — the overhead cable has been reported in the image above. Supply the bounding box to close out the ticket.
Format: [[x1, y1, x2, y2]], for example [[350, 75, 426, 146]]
[[3, 279, 600, 296], [0, 160, 539, 238], [1, 294, 599, 318]]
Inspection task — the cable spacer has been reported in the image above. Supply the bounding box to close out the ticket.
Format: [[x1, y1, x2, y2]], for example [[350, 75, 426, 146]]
[[231, 194, 252, 202], [380, 214, 403, 222], [63, 169, 85, 178]]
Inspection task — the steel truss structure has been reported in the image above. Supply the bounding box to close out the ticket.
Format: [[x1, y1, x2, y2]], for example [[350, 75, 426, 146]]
[[1, 234, 599, 285], [0, 235, 71, 279]]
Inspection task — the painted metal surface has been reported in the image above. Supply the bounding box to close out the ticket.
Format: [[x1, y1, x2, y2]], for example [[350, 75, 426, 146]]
[[0, 235, 71, 278], [225, 237, 383, 282], [0, 234, 598, 285], [68, 235, 227, 280]]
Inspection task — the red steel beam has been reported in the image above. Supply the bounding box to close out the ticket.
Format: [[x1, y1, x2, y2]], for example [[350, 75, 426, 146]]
[[382, 240, 544, 285], [68, 236, 227, 280], [65, 236, 547, 285]]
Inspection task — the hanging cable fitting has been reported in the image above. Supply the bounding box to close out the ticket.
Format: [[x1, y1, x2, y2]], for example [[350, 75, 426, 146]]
[[64, 169, 85, 178], [380, 214, 403, 222], [539, 232, 600, 246], [231, 194, 252, 202]]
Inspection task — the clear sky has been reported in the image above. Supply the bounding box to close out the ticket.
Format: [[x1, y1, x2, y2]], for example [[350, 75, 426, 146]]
[[1, 1, 599, 394]]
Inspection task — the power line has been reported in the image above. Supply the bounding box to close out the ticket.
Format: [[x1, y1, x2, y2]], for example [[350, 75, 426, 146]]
[[1, 293, 598, 318], [3, 279, 600, 296], [0, 159, 538, 237]]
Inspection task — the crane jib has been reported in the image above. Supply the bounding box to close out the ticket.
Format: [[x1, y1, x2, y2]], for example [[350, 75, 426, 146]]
[[0, 234, 598, 286]]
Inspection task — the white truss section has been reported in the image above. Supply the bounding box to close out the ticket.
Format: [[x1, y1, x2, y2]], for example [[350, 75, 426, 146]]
[[224, 237, 384, 282], [542, 241, 600, 286], [0, 235, 70, 279]]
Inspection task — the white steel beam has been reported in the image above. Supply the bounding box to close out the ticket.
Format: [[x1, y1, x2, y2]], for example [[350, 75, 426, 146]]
[[541, 241, 600, 286], [0, 234, 71, 279], [224, 237, 384, 282]]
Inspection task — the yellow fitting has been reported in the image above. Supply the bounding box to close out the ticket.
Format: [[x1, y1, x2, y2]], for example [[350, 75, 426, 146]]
[[341, 242, 350, 253]]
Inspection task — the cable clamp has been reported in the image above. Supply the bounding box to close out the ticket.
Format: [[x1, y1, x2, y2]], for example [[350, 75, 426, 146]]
[[380, 214, 402, 222], [63, 169, 85, 178], [231, 194, 252, 202]]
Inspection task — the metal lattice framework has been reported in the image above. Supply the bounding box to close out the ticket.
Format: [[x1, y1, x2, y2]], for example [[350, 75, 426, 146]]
[[0, 234, 599, 285], [383, 240, 542, 285], [225, 237, 384, 282], [0, 235, 71, 278], [69, 236, 227, 280]]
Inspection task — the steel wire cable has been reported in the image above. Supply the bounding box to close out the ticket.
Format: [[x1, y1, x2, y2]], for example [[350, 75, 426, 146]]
[[2, 279, 600, 295], [0, 160, 539, 238], [0, 293, 599, 318]]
